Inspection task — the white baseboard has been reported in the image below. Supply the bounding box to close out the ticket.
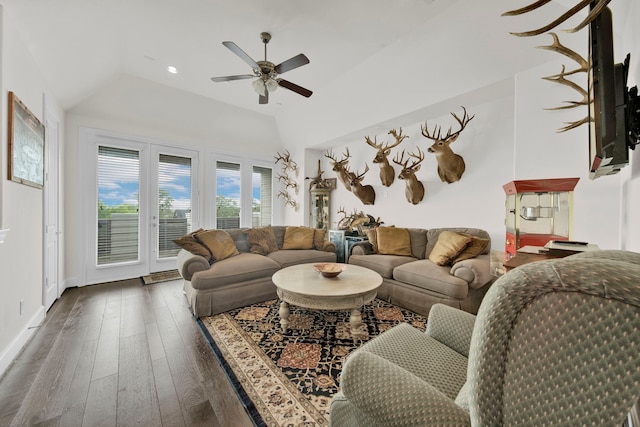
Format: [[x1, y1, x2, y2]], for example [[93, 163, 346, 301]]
[[0, 305, 46, 378]]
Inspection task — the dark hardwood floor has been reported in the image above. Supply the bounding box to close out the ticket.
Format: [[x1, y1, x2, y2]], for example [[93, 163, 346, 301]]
[[0, 278, 253, 426]]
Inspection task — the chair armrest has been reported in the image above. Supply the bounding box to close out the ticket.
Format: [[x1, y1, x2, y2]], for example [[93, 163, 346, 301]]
[[341, 351, 470, 426], [450, 254, 493, 289], [350, 242, 375, 256], [176, 249, 210, 281], [426, 304, 476, 358]]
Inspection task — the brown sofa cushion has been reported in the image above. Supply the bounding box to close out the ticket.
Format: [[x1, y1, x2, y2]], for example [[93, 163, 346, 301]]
[[245, 227, 278, 255], [452, 234, 490, 265], [282, 226, 315, 250], [173, 228, 212, 262], [377, 227, 412, 257], [195, 229, 239, 261], [428, 231, 472, 266], [314, 228, 327, 250]]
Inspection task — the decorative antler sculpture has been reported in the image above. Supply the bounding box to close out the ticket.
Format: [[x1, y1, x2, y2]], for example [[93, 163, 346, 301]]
[[537, 32, 590, 132], [421, 107, 475, 184], [392, 148, 425, 205], [364, 128, 407, 187], [502, 0, 612, 37], [277, 190, 298, 210], [348, 164, 376, 205], [277, 173, 299, 194], [325, 148, 355, 191], [274, 149, 299, 176]]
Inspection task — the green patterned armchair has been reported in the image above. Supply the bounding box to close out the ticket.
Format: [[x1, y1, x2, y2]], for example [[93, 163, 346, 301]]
[[330, 250, 640, 426]]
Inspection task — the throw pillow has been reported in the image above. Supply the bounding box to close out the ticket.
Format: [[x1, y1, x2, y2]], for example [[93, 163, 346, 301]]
[[313, 228, 327, 250], [245, 227, 278, 255], [452, 234, 490, 264], [428, 231, 473, 266], [195, 229, 239, 261], [172, 228, 212, 262], [377, 227, 412, 256], [282, 226, 315, 250], [365, 227, 379, 253]]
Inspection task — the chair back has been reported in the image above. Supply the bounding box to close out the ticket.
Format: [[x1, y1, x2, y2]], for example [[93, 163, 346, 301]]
[[468, 250, 640, 426]]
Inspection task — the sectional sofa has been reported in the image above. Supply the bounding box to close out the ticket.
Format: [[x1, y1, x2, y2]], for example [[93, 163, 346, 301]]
[[175, 225, 336, 316], [348, 227, 494, 316]]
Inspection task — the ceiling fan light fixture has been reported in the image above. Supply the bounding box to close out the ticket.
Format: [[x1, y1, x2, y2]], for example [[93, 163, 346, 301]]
[[252, 78, 266, 96], [265, 78, 278, 93]]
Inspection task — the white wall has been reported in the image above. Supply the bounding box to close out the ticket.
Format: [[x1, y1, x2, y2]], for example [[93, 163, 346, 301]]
[[0, 7, 65, 374]]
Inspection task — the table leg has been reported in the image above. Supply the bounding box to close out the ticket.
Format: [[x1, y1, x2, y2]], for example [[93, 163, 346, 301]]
[[349, 308, 363, 334], [279, 301, 290, 332]]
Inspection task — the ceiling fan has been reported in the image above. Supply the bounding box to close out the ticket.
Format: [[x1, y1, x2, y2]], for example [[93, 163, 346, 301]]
[[211, 32, 313, 105]]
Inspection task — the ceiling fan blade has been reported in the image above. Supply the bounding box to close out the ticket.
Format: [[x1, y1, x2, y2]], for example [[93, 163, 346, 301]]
[[278, 79, 313, 98], [211, 74, 255, 82], [274, 54, 310, 74], [222, 41, 259, 69], [259, 91, 269, 105]]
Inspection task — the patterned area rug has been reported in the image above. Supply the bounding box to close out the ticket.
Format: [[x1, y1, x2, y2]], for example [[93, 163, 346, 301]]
[[198, 298, 427, 426], [140, 269, 181, 285]]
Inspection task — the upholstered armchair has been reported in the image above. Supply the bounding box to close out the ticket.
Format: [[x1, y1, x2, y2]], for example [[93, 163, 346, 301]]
[[330, 250, 640, 426]]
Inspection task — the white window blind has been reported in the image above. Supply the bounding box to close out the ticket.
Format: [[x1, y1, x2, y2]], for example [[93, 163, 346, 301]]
[[97, 146, 140, 265], [158, 154, 192, 258], [216, 161, 241, 229], [252, 166, 273, 227]]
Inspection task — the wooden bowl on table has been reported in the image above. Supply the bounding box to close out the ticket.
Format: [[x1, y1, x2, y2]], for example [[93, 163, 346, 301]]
[[314, 263, 346, 278]]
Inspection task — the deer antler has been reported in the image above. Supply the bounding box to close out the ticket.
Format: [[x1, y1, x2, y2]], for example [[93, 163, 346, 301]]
[[537, 32, 588, 75], [393, 148, 424, 170], [364, 135, 381, 149], [503, 0, 610, 37], [387, 128, 408, 148], [353, 164, 370, 181], [421, 107, 475, 143]]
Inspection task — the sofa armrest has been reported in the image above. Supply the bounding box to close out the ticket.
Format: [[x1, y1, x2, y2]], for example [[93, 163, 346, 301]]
[[350, 242, 375, 256], [340, 351, 470, 426], [426, 304, 476, 358], [450, 254, 493, 289], [320, 241, 336, 252], [176, 249, 210, 281]]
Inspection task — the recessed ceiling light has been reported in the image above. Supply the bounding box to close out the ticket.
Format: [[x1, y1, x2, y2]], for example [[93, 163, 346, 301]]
[[167, 66, 178, 74]]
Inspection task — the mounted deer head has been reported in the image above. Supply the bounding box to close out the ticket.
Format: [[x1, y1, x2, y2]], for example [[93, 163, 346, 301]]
[[421, 107, 475, 184], [364, 128, 407, 187], [392, 148, 425, 205], [325, 148, 355, 191], [348, 164, 376, 205]]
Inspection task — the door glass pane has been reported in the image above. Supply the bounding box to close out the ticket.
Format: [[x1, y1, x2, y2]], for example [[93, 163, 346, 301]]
[[158, 154, 192, 259], [252, 166, 272, 227], [97, 146, 140, 265], [216, 161, 241, 229]]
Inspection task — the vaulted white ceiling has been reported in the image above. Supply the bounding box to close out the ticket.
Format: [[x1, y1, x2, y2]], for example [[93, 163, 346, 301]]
[[5, 0, 628, 147]]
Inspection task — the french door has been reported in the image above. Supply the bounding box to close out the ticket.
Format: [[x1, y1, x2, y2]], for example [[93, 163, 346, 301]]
[[84, 131, 198, 284]]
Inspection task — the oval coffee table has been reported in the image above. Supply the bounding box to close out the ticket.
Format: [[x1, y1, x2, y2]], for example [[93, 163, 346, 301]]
[[271, 263, 382, 335]]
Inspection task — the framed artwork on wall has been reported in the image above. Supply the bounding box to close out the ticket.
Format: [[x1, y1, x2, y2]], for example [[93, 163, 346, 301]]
[[8, 91, 45, 189]]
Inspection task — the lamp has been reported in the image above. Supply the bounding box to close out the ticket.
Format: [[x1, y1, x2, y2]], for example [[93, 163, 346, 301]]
[[252, 77, 278, 96]]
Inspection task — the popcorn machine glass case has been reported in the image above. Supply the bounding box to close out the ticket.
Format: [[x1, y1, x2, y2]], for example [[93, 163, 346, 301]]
[[503, 178, 579, 260]]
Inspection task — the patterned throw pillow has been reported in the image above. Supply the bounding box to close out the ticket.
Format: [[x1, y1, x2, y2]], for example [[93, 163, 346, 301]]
[[172, 228, 212, 262], [195, 229, 239, 261], [428, 231, 473, 266], [452, 234, 490, 265], [245, 227, 279, 255], [377, 227, 412, 256], [282, 226, 315, 250]]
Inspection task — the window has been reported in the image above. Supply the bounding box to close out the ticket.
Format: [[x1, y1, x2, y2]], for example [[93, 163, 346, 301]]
[[157, 154, 193, 258], [216, 161, 241, 229], [97, 146, 140, 265], [252, 166, 272, 227]]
